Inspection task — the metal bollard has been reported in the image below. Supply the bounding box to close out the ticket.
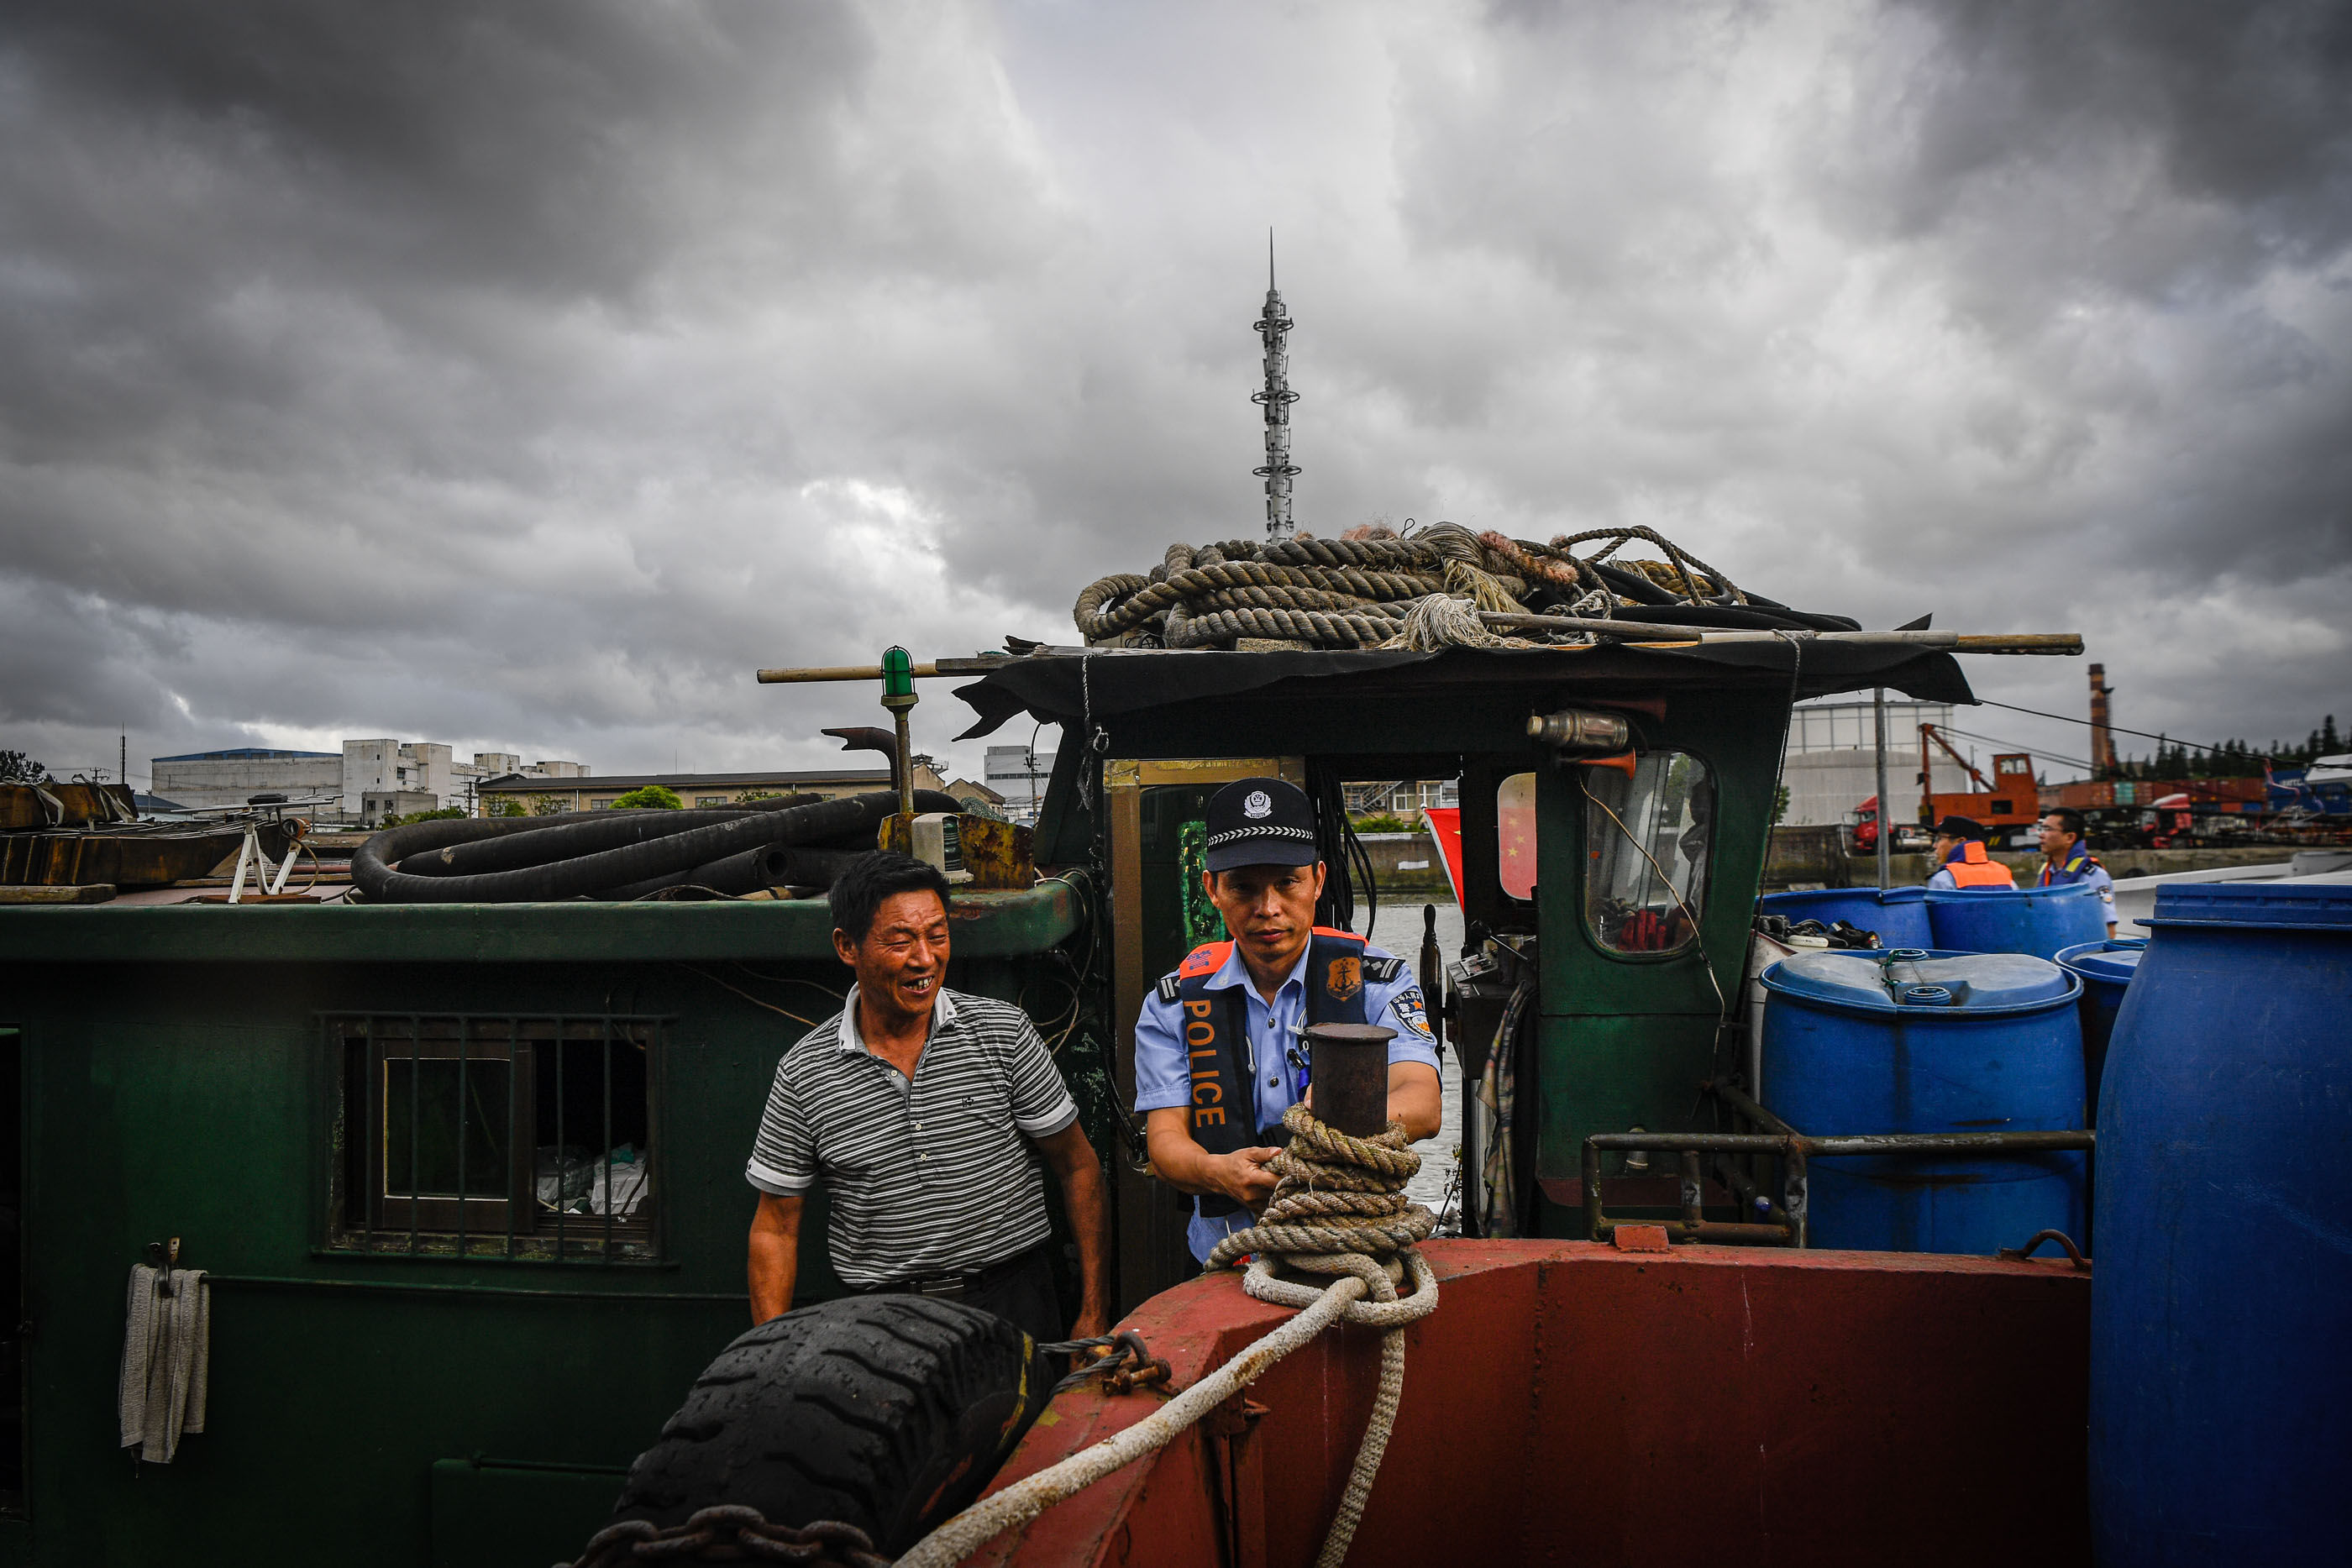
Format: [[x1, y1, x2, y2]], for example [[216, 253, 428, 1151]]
[[1304, 1021, 1396, 1139]]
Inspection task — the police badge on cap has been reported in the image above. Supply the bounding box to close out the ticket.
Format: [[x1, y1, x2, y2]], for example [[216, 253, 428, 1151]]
[[1204, 777, 1320, 873]]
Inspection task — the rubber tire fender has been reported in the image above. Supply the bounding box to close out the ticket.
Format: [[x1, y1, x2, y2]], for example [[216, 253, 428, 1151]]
[[611, 1296, 1053, 1554]]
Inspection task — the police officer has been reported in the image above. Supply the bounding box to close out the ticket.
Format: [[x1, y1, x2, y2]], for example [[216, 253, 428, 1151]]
[[2035, 806, 2117, 936], [1132, 777, 1444, 1265], [1924, 814, 2016, 889]]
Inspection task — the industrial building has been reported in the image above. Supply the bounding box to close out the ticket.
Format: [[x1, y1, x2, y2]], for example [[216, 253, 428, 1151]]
[[1779, 700, 1973, 827], [150, 742, 586, 821], [984, 744, 1056, 817], [148, 747, 344, 810]]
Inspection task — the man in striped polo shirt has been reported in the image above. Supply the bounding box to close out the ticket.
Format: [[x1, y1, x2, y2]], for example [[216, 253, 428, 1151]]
[[745, 853, 1110, 1345]]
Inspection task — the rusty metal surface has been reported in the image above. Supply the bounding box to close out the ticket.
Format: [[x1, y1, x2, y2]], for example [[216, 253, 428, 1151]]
[[0, 883, 116, 904], [875, 811, 1035, 889], [956, 815, 1037, 890], [977, 1239, 2091, 1568], [0, 825, 247, 888], [0, 781, 136, 830]]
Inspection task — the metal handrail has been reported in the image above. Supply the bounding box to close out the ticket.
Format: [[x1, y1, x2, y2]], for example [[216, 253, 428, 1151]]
[[1582, 1081, 2094, 1248]]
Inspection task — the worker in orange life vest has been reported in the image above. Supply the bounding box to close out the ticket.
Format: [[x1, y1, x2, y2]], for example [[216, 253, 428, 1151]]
[[1925, 814, 2016, 890]]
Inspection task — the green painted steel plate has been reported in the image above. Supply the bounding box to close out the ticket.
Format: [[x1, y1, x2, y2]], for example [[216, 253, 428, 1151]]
[[0, 880, 1082, 963]]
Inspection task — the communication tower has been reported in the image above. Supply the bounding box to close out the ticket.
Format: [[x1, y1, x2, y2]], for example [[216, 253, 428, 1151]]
[[1252, 233, 1299, 543]]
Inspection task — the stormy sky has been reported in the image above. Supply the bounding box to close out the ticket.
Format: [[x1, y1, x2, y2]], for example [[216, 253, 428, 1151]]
[[3, 0, 2346, 790]]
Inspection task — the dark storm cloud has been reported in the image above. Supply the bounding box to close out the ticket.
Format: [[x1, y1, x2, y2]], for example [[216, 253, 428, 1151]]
[[0, 0, 2342, 786], [1873, 0, 2352, 275], [1830, 0, 2352, 580]]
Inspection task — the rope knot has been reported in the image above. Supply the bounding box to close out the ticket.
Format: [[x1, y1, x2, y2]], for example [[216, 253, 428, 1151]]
[[1204, 1105, 1436, 1272]]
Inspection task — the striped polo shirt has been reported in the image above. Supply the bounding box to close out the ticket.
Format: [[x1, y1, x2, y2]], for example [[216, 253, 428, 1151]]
[[745, 986, 1079, 1288]]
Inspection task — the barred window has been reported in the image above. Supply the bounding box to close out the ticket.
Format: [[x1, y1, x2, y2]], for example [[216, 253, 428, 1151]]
[[328, 1015, 661, 1259]]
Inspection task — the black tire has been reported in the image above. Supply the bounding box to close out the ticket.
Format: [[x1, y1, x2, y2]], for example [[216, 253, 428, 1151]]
[[612, 1297, 1053, 1554]]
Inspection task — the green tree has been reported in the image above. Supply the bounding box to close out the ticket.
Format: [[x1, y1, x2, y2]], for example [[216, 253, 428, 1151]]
[[0, 750, 46, 783], [528, 794, 569, 816], [486, 798, 527, 817], [387, 806, 467, 826], [611, 784, 683, 810], [1772, 783, 1789, 826]]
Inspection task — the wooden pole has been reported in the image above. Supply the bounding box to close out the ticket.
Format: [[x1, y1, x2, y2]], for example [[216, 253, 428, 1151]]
[[1474, 615, 2082, 654]]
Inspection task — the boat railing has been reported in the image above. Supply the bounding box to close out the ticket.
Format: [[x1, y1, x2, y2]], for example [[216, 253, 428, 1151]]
[[1580, 1078, 2094, 1248]]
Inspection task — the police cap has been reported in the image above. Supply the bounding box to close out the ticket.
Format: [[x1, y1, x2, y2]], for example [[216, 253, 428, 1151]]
[[1204, 777, 1320, 873], [1932, 815, 1989, 841]]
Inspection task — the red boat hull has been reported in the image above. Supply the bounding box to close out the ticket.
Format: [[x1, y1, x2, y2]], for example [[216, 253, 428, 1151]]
[[976, 1240, 2088, 1567]]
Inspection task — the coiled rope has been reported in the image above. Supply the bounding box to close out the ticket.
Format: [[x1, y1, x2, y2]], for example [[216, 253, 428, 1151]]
[[896, 1104, 1439, 1568], [1074, 521, 1747, 651]]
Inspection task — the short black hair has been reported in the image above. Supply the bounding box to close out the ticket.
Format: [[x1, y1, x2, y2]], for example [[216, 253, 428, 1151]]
[[2043, 807, 2087, 837], [829, 852, 952, 945]]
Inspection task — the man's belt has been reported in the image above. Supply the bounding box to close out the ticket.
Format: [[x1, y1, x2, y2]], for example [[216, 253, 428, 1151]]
[[852, 1244, 1042, 1302]]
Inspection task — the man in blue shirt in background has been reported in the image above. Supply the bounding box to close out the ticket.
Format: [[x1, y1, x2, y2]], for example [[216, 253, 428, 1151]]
[[2035, 806, 2118, 936], [1131, 777, 1443, 1265]]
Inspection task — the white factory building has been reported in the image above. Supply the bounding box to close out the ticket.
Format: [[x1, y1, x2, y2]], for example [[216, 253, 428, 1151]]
[[984, 743, 1056, 818], [150, 742, 587, 822], [1779, 700, 1975, 827], [147, 748, 346, 811]]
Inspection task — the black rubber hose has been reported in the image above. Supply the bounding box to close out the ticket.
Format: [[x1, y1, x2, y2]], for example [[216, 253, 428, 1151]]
[[1589, 560, 1680, 606], [395, 794, 821, 878], [354, 789, 962, 904], [604, 845, 869, 901]]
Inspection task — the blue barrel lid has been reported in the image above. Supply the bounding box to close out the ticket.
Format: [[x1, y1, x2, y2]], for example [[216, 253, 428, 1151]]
[[2055, 937, 2146, 984], [1923, 881, 2096, 905], [1761, 948, 2079, 1015], [2145, 880, 2352, 931]]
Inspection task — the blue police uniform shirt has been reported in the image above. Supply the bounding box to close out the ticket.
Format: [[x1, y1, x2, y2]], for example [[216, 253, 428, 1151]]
[[1133, 937, 1441, 1263], [2037, 845, 2117, 924]]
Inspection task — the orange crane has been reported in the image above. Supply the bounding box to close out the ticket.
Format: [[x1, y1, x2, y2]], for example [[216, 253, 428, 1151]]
[[1851, 725, 2041, 852]]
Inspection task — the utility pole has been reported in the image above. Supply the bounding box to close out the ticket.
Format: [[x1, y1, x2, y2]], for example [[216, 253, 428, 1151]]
[[1252, 231, 1299, 543], [1873, 688, 1891, 889]]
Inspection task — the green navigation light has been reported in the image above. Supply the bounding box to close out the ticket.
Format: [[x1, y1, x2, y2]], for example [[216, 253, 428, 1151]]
[[881, 647, 915, 700]]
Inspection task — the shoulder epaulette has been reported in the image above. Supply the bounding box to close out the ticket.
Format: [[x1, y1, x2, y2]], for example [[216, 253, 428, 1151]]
[[1365, 955, 1407, 983], [1155, 972, 1182, 1004], [1177, 941, 1231, 980]]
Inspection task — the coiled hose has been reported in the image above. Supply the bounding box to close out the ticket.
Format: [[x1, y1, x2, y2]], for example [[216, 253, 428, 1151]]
[[353, 789, 963, 904]]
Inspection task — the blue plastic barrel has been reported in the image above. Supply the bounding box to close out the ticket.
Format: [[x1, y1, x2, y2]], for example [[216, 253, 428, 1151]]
[[1926, 881, 2107, 959], [2053, 937, 2145, 1124], [1757, 886, 1933, 949], [1761, 948, 2086, 1253], [2091, 882, 2352, 1565]]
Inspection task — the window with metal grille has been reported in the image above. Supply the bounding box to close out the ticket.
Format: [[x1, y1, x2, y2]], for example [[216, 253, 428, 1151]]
[[327, 1015, 663, 1260]]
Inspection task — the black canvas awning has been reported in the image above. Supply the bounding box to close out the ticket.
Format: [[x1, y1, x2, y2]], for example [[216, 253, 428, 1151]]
[[952, 642, 1976, 739]]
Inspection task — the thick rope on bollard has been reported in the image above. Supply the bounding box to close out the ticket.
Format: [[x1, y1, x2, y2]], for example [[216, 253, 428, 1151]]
[[1205, 1104, 1435, 1268], [893, 1106, 1438, 1568]]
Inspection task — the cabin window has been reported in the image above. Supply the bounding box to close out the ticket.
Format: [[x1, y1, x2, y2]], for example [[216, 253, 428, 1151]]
[[1498, 772, 1538, 900], [328, 1015, 660, 1259], [1583, 752, 1713, 956]]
